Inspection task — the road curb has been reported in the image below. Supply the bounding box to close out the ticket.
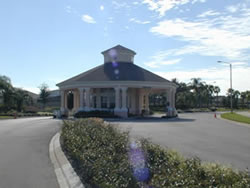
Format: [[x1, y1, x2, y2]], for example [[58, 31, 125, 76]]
[[49, 132, 85, 188]]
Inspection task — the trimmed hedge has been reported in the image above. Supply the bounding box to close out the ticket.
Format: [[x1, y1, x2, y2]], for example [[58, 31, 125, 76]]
[[61, 118, 137, 187], [61, 118, 250, 188]]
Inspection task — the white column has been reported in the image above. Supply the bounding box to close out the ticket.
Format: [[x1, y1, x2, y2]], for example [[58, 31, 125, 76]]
[[115, 87, 120, 110], [85, 88, 90, 110], [172, 88, 177, 116], [60, 90, 65, 111], [166, 88, 171, 116], [138, 89, 143, 114], [121, 87, 128, 110], [166, 88, 176, 117], [79, 88, 84, 110], [167, 88, 172, 107], [172, 88, 176, 108]]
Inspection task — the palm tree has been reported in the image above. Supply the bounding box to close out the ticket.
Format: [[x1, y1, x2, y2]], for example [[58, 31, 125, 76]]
[[214, 86, 221, 107], [233, 90, 240, 109], [208, 85, 215, 107], [190, 78, 204, 108], [240, 92, 247, 108]]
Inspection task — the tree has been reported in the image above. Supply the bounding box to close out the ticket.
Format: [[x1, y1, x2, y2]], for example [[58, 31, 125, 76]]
[[14, 89, 33, 112], [190, 78, 204, 108], [246, 91, 250, 109], [207, 85, 215, 107], [38, 83, 50, 109], [0, 75, 15, 111], [240, 91, 247, 108], [214, 86, 221, 107]]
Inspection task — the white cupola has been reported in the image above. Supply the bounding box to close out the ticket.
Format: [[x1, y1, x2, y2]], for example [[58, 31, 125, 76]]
[[101, 45, 136, 64]]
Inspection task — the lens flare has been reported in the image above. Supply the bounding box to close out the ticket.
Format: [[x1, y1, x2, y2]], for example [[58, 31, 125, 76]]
[[114, 69, 119, 75], [129, 140, 150, 183], [108, 49, 117, 62]]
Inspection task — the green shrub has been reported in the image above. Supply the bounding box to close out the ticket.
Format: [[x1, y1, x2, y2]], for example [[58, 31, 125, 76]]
[[61, 118, 138, 187], [141, 140, 250, 187], [61, 118, 250, 188]]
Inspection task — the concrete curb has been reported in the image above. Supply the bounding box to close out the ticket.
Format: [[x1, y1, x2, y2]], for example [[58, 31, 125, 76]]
[[49, 132, 85, 188]]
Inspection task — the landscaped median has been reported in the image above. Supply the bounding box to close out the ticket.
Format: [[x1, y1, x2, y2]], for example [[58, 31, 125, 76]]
[[61, 118, 250, 188], [221, 112, 250, 125]]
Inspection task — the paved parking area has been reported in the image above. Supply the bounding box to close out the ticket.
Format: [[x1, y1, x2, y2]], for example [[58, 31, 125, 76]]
[[110, 112, 250, 170]]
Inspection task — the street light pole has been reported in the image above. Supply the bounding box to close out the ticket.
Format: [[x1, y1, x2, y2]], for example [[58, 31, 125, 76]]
[[218, 61, 233, 113]]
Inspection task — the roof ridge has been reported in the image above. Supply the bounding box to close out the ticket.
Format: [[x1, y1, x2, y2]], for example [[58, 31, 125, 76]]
[[101, 45, 136, 54]]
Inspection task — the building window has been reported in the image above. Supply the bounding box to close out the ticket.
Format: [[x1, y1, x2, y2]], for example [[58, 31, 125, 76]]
[[109, 96, 115, 109], [101, 96, 107, 108]]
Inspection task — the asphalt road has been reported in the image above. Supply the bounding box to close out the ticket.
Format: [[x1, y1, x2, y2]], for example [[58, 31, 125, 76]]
[[0, 117, 61, 188], [113, 113, 250, 171]]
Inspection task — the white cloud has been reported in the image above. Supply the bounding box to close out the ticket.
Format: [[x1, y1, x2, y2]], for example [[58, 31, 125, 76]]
[[154, 65, 250, 95], [112, 1, 129, 9], [142, 0, 204, 16], [65, 6, 72, 13], [108, 17, 114, 23], [129, 18, 150, 24], [150, 8, 250, 61], [100, 5, 104, 11], [81, 15, 96, 24], [145, 51, 181, 68], [192, 0, 206, 4], [197, 10, 220, 18], [145, 58, 181, 68]]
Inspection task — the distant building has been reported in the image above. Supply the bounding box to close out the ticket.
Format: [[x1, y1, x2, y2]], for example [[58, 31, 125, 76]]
[[46, 90, 60, 107], [57, 45, 177, 118]]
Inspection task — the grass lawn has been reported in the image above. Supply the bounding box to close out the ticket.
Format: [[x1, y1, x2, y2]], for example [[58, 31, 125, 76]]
[[221, 112, 250, 124], [0, 116, 14, 119]]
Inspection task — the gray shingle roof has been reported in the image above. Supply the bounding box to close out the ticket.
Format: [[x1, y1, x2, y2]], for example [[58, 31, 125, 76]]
[[74, 62, 170, 82]]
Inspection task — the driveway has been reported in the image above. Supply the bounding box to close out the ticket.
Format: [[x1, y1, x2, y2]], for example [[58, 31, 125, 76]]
[[111, 113, 250, 171], [0, 117, 61, 188]]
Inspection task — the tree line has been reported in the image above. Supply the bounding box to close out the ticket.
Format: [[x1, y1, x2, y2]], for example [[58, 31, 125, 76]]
[[0, 75, 50, 112], [150, 78, 250, 110]]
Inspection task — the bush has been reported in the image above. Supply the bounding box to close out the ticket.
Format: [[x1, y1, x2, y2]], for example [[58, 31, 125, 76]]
[[61, 118, 137, 187], [61, 118, 250, 188], [74, 110, 117, 118], [141, 140, 250, 187]]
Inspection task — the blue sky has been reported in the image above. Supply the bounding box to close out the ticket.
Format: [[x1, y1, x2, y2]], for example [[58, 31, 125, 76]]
[[1, 0, 250, 95]]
